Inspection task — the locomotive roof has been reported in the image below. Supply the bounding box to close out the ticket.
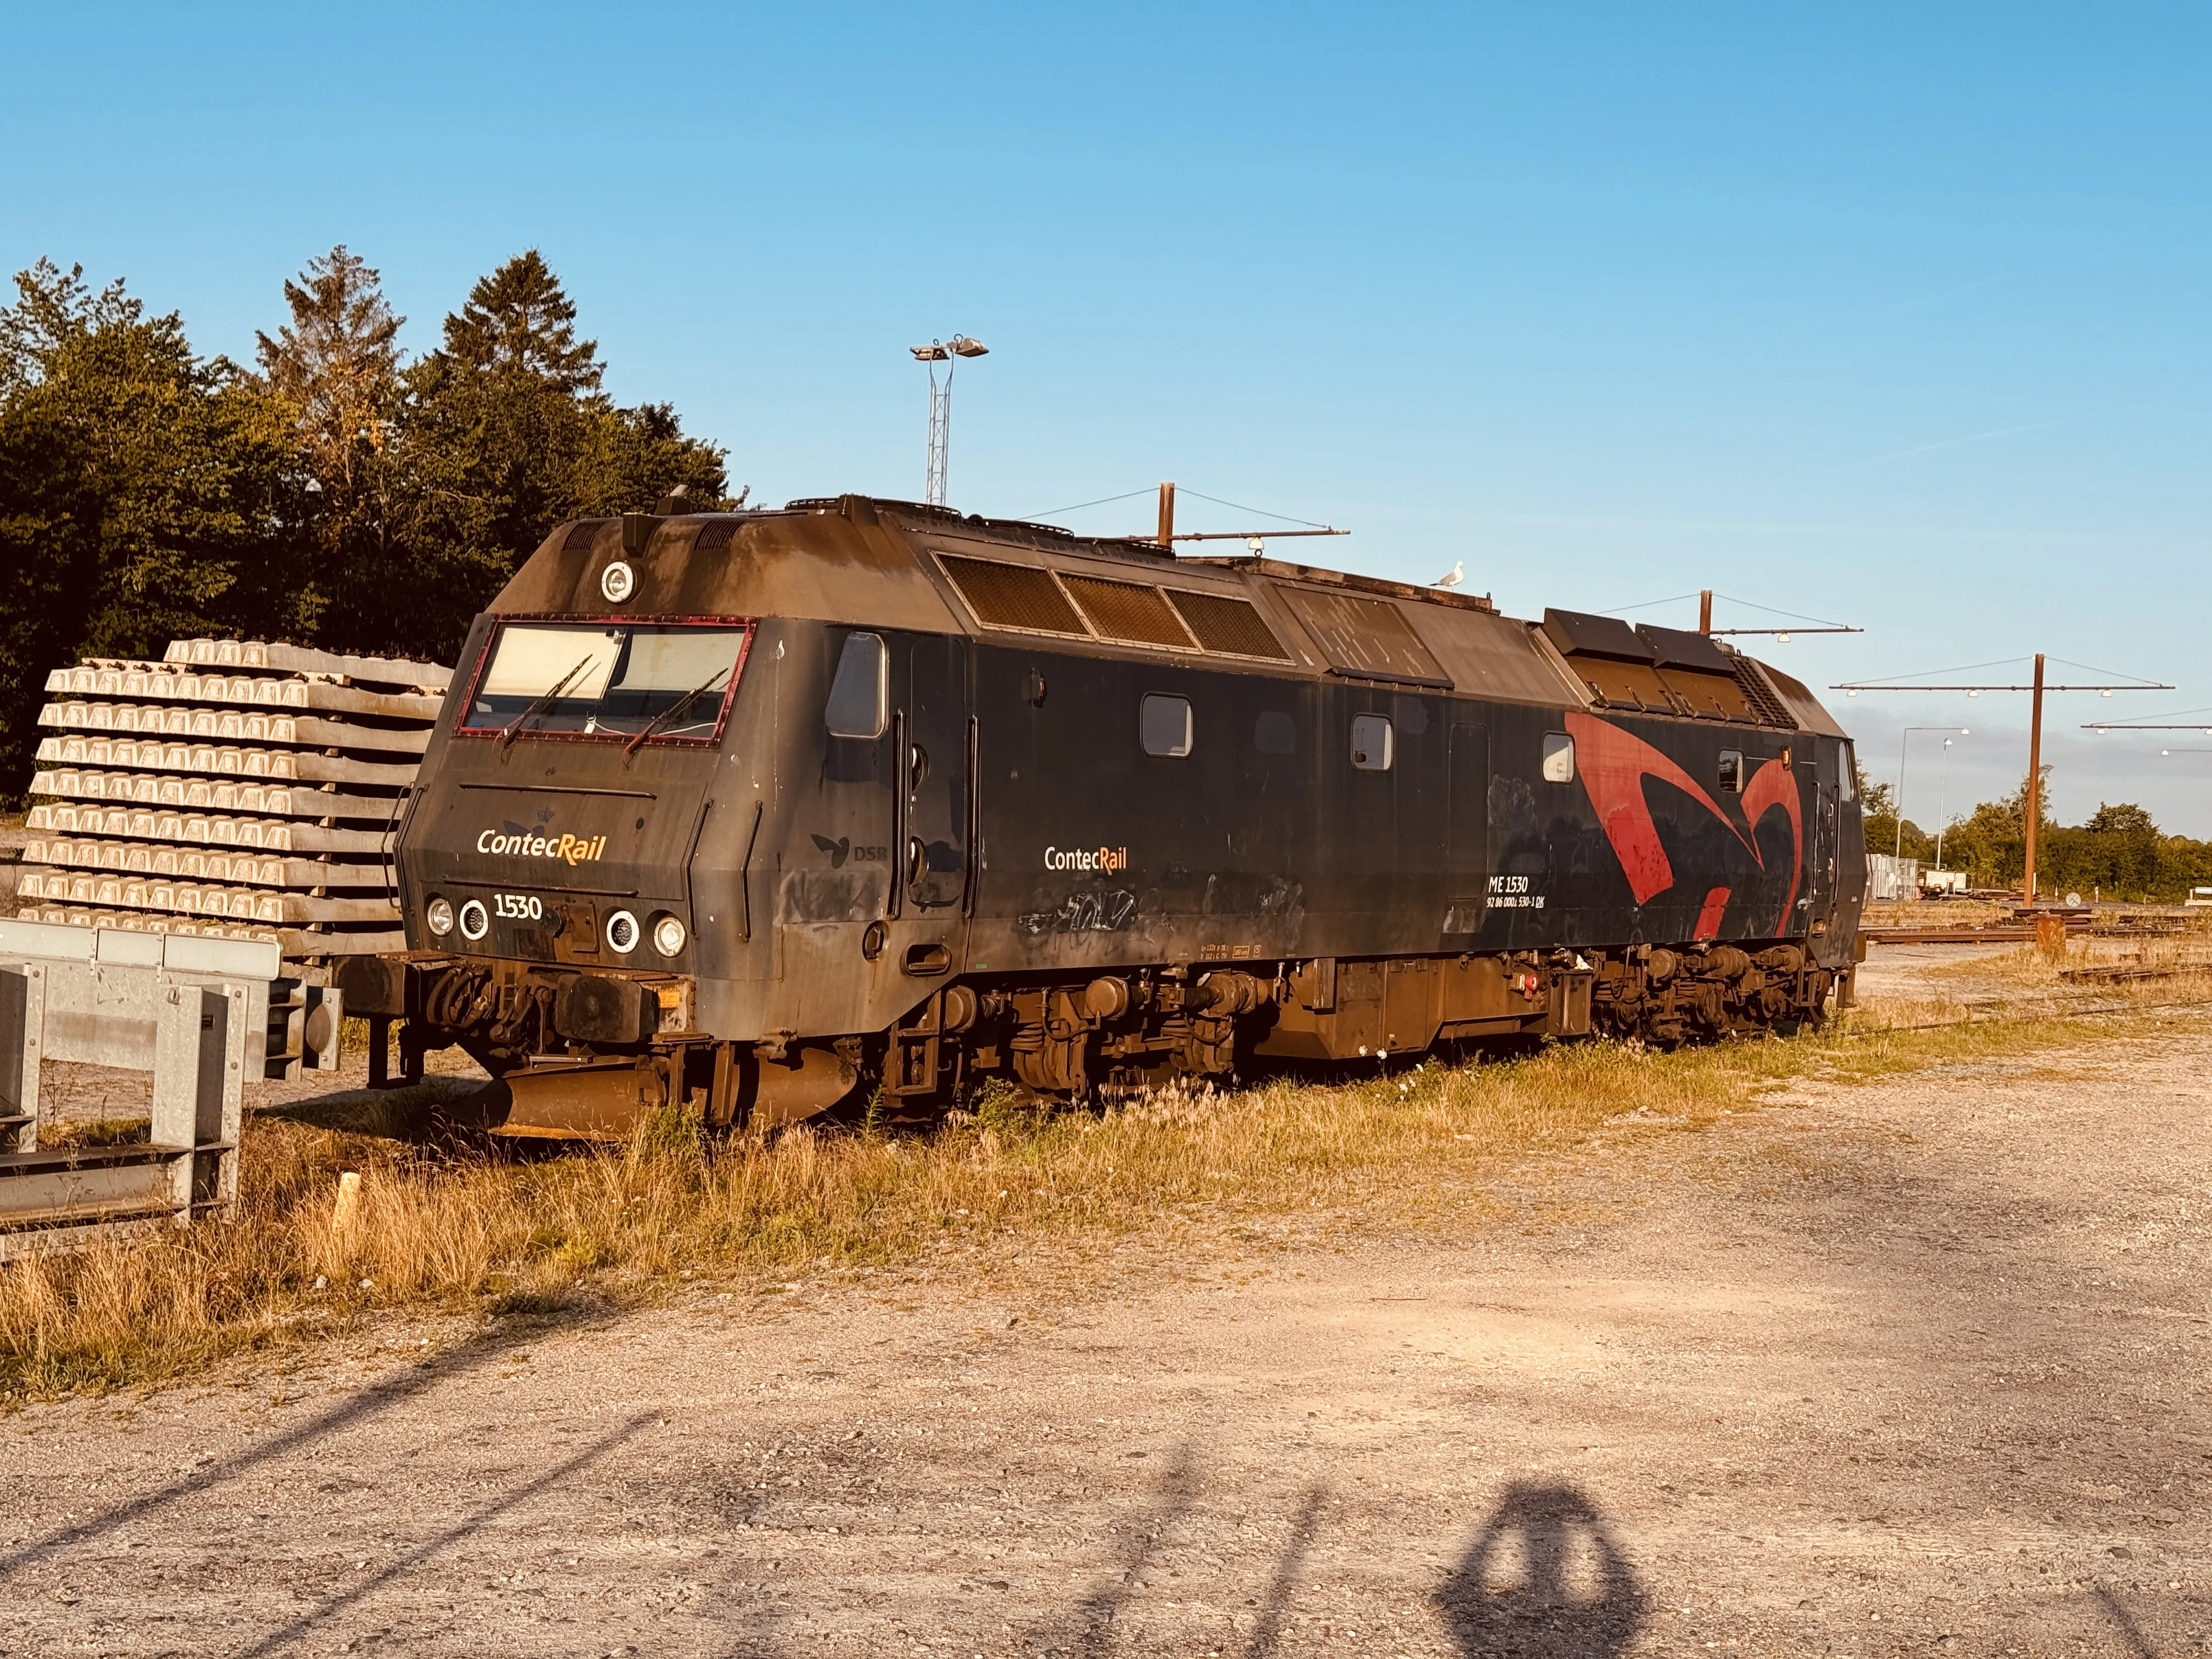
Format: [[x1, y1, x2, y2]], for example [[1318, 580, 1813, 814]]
[[489, 495, 1845, 738]]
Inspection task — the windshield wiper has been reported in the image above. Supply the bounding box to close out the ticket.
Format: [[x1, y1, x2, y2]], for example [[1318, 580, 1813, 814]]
[[498, 655, 595, 750], [624, 664, 735, 757]]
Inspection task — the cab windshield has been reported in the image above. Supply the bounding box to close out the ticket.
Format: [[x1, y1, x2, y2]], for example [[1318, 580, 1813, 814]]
[[459, 622, 751, 741]]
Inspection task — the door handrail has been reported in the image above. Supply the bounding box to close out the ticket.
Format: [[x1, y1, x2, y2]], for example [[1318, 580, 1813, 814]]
[[887, 708, 907, 921], [962, 714, 980, 918]]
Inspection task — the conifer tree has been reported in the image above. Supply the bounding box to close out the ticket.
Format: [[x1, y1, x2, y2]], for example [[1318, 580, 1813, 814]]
[[255, 245, 402, 498], [371, 250, 726, 659], [437, 250, 601, 392]]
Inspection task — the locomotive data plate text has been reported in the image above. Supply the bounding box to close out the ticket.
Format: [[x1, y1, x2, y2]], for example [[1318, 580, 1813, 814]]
[[1488, 874, 1546, 910], [493, 892, 546, 922]]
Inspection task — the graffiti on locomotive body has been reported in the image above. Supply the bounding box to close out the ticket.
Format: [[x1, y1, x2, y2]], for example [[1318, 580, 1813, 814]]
[[1023, 842, 1138, 934], [1019, 889, 1139, 936], [1488, 873, 1546, 910]]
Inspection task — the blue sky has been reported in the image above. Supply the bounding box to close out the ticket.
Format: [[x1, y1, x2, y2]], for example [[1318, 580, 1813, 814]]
[[5, 4, 2207, 834]]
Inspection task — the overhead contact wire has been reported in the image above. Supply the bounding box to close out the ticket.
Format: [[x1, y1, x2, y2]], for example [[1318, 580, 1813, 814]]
[[1176, 488, 1333, 529], [1712, 592, 1853, 629], [1021, 487, 1156, 520]]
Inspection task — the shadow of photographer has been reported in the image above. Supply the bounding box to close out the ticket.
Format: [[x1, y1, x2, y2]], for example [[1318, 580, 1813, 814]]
[[1435, 1480, 1643, 1658]]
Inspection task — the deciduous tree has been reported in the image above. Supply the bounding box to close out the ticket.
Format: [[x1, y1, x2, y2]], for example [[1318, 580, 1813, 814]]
[[0, 261, 300, 794], [2, 247, 736, 799]]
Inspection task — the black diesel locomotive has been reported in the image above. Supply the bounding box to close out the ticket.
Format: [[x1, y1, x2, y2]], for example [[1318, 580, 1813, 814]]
[[337, 496, 1867, 1135]]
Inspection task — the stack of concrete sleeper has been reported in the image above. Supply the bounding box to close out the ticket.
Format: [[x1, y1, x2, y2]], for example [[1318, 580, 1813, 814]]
[[17, 638, 448, 963]]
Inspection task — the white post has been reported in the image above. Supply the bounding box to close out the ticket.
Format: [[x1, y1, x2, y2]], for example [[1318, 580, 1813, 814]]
[[1895, 727, 1911, 861], [1935, 738, 1952, 872]]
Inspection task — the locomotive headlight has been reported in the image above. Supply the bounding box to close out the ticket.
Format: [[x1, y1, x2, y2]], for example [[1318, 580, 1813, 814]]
[[458, 899, 490, 941], [426, 896, 455, 936], [605, 909, 640, 954], [651, 913, 687, 958]]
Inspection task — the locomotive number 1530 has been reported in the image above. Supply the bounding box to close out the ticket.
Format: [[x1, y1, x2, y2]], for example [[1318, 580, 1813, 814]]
[[493, 892, 545, 921]]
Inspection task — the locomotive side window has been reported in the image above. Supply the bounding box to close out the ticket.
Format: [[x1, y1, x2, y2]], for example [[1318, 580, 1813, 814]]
[[1541, 731, 1575, 783], [824, 631, 887, 738], [1254, 710, 1297, 755], [1350, 713, 1393, 771], [1838, 745, 1855, 800], [1141, 693, 1194, 758], [1717, 749, 1745, 793]]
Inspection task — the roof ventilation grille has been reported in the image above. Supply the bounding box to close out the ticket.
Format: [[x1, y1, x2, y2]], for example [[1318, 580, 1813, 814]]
[[1060, 575, 1194, 648], [1169, 591, 1291, 660], [938, 556, 1088, 636]]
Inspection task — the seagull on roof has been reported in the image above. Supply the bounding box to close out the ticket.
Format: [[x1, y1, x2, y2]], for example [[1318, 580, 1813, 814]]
[[1434, 560, 1464, 589]]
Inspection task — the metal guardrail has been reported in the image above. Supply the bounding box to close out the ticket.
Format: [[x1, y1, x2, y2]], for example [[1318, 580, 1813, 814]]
[[0, 917, 339, 1259]]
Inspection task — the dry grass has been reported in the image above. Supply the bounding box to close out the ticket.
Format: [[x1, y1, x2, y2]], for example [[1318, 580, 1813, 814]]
[[1862, 900, 2212, 934], [1925, 934, 2212, 990], [2, 992, 2203, 1403], [1861, 899, 2017, 929]]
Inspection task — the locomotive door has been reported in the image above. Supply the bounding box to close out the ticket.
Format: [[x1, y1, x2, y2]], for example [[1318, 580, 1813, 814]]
[[1814, 736, 1857, 935], [1835, 747, 1867, 917], [1442, 723, 1489, 936], [1812, 772, 1838, 925], [895, 631, 973, 913]]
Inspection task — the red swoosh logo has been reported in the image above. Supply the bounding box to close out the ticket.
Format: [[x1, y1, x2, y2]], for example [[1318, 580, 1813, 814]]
[[1738, 756, 1802, 926], [1564, 710, 1802, 933]]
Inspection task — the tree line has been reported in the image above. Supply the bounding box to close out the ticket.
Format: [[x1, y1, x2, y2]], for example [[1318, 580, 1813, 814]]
[[0, 246, 732, 798], [1860, 770, 2212, 900], [12, 246, 2203, 900]]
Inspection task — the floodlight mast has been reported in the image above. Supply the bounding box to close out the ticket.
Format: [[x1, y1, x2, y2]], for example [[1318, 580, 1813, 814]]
[[909, 336, 988, 507], [1895, 726, 1970, 861]]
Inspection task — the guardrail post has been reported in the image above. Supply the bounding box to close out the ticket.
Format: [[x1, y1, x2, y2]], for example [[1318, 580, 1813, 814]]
[[0, 920, 279, 1256], [0, 961, 46, 1154]]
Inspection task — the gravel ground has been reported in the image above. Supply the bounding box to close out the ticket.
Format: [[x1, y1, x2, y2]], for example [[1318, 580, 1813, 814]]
[[1, 980, 2209, 1655]]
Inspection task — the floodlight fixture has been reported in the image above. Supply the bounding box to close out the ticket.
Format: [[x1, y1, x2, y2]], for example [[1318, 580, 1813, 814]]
[[1894, 726, 1972, 861], [910, 334, 990, 505]]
